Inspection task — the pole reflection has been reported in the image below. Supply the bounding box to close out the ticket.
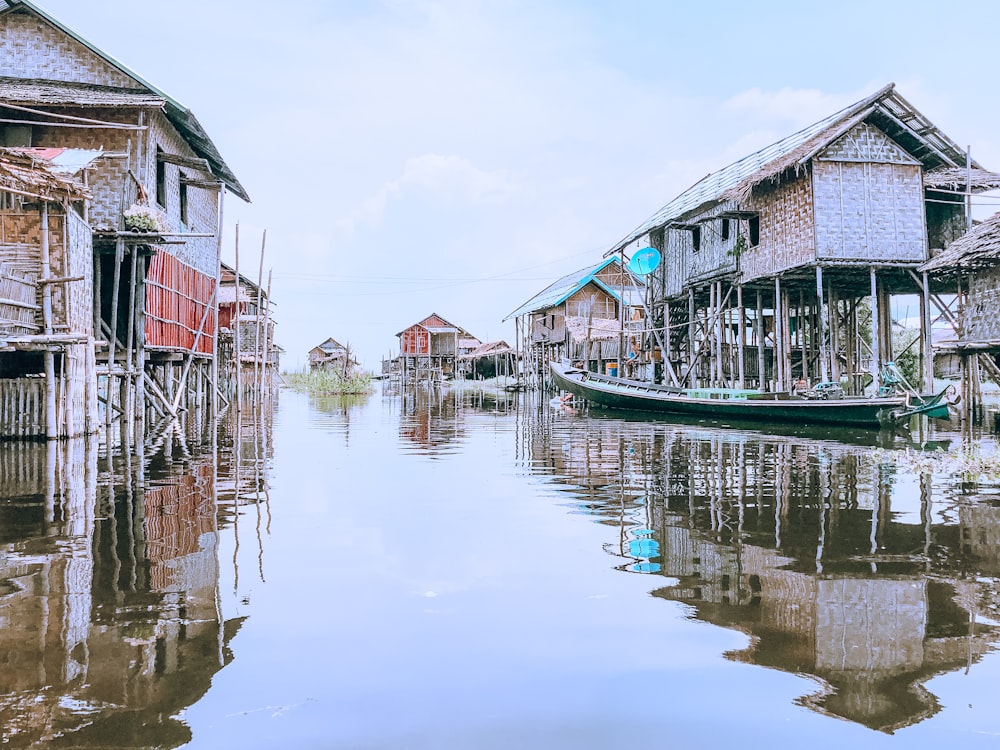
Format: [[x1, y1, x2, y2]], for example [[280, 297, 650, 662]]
[[0, 399, 272, 747]]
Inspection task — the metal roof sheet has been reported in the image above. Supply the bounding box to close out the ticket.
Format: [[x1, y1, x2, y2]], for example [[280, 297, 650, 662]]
[[503, 257, 645, 320]]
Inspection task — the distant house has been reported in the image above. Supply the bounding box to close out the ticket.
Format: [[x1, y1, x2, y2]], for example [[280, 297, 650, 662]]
[[504, 256, 646, 377], [217, 262, 279, 400], [458, 340, 516, 379], [308, 337, 357, 372], [396, 313, 479, 380]]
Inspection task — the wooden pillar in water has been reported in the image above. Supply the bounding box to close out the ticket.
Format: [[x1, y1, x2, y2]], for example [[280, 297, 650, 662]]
[[737, 284, 746, 389], [774, 276, 786, 392], [869, 267, 881, 389], [40, 202, 57, 439], [756, 291, 765, 391], [687, 287, 696, 387], [921, 271, 934, 392], [815, 266, 830, 384]]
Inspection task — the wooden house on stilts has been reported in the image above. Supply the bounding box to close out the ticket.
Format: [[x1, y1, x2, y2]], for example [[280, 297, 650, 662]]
[[920, 211, 1000, 417], [608, 83, 1000, 403], [505, 257, 647, 384], [0, 0, 250, 441]]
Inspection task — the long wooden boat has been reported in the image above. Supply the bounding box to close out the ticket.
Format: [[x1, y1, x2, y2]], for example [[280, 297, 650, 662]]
[[549, 361, 917, 428]]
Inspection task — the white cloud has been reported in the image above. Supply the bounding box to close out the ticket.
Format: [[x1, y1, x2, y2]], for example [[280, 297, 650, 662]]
[[353, 153, 517, 228]]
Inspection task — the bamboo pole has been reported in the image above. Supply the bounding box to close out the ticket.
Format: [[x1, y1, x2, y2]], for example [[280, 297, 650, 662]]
[[254, 230, 266, 405], [756, 291, 765, 391], [233, 224, 242, 412], [260, 269, 273, 398], [40, 202, 57, 439], [212, 188, 226, 420]]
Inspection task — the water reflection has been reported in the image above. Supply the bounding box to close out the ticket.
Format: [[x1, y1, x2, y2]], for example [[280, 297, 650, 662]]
[[0, 400, 272, 747], [531, 407, 1000, 734]]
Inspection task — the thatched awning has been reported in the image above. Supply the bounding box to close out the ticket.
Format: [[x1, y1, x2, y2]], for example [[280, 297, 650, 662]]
[[921, 211, 1000, 276], [0, 147, 89, 200], [564, 316, 622, 342], [923, 166, 1000, 192], [459, 340, 513, 360]]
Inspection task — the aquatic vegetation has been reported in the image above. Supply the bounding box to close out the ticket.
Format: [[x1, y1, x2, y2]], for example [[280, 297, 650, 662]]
[[284, 368, 372, 395]]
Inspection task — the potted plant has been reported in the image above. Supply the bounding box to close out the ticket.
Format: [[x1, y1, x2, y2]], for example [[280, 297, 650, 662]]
[[123, 203, 166, 233]]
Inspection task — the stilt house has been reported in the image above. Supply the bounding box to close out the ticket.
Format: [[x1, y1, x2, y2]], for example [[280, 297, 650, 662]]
[[504, 257, 646, 378], [0, 0, 250, 438], [217, 261, 278, 403], [608, 83, 1000, 396], [308, 337, 356, 372], [396, 313, 478, 381], [920, 211, 1000, 408]]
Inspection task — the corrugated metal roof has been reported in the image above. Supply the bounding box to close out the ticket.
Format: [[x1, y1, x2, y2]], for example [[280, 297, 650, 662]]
[[503, 257, 645, 321], [24, 146, 103, 174]]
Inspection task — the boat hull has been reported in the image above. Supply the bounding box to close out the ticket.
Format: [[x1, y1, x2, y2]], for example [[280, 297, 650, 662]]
[[550, 362, 908, 428]]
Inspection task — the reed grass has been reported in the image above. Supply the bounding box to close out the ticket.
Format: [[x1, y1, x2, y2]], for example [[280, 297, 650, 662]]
[[284, 368, 372, 395]]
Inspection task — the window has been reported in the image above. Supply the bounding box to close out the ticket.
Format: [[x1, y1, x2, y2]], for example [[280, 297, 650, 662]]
[[155, 147, 166, 207], [748, 216, 760, 247], [691, 226, 701, 252], [0, 124, 31, 146], [179, 175, 189, 229], [721, 218, 730, 242]]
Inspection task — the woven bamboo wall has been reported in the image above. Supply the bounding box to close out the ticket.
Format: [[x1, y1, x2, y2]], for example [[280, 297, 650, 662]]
[[965, 266, 1000, 344], [740, 175, 814, 282], [0, 13, 135, 87]]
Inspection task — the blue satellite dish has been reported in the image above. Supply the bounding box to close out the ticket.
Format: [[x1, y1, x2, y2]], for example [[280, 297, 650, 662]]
[[628, 246, 661, 276]]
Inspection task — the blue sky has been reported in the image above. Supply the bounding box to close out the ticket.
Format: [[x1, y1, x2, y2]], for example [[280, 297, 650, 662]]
[[36, 0, 1000, 368]]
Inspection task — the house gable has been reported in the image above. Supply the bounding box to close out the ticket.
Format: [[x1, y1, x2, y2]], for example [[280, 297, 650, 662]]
[[817, 122, 920, 165], [0, 6, 137, 89]]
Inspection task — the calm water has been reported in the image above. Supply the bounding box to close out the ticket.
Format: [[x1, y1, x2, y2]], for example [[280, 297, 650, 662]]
[[2, 386, 1000, 749]]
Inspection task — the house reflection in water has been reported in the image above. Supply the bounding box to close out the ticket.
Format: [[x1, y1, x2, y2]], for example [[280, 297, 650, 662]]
[[535, 416, 1000, 733], [0, 435, 242, 748]]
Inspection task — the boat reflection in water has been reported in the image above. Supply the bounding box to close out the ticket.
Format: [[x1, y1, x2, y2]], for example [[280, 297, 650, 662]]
[[534, 406, 1000, 733], [0, 414, 256, 748]]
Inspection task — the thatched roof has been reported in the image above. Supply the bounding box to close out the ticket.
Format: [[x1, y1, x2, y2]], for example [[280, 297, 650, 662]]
[[923, 166, 1000, 192], [609, 83, 991, 255], [0, 146, 89, 200], [459, 340, 513, 360], [920, 212, 1000, 276]]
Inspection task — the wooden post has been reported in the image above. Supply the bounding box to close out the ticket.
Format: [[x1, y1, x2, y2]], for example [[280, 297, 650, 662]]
[[687, 287, 696, 386], [774, 276, 785, 392], [921, 271, 933, 392], [212, 187, 226, 420], [816, 266, 830, 384], [737, 284, 746, 389], [40, 202, 56, 439], [869, 267, 880, 391], [233, 224, 242, 412], [756, 291, 765, 391]]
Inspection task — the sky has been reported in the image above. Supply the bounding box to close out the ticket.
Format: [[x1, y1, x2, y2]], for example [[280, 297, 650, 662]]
[[33, 0, 1000, 370]]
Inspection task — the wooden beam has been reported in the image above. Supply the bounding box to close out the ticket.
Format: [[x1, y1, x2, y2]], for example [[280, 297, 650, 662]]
[[180, 177, 223, 190], [157, 152, 212, 172]]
